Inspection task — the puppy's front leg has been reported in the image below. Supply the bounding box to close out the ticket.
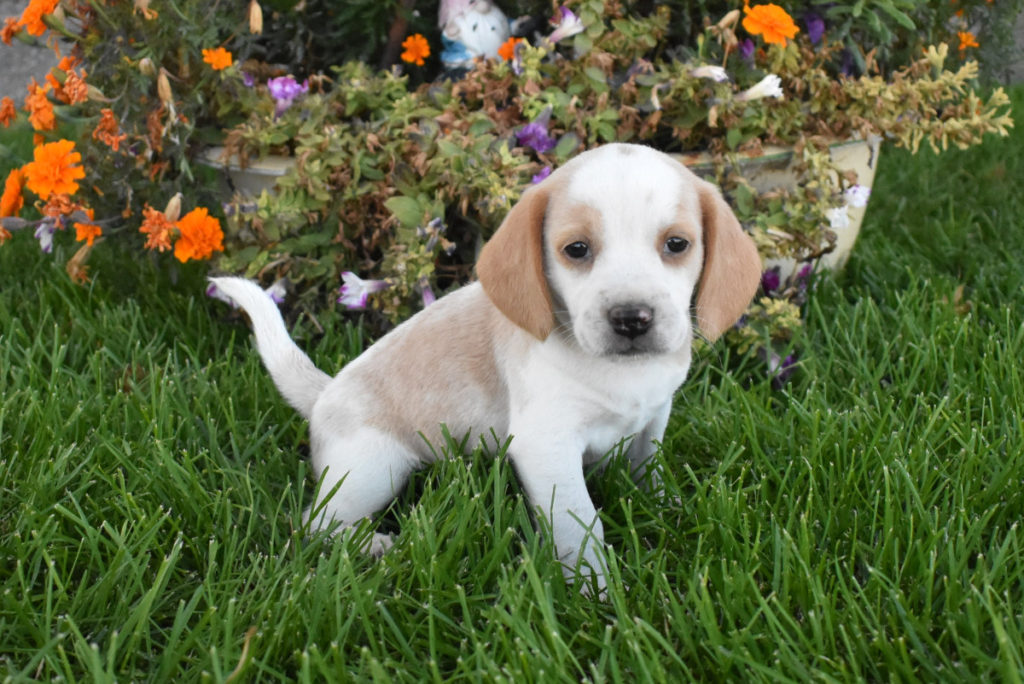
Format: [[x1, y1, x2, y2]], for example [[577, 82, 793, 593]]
[[511, 439, 607, 593], [626, 399, 673, 492]]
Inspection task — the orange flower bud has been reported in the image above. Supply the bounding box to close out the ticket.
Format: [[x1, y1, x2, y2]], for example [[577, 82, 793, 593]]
[[248, 0, 263, 35], [157, 68, 172, 103], [163, 192, 182, 223]]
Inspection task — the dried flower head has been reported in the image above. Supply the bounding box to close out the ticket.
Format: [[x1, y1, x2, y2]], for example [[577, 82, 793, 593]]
[[1, 16, 19, 45], [25, 79, 55, 131], [140, 204, 175, 252], [92, 109, 128, 151], [0, 96, 15, 127]]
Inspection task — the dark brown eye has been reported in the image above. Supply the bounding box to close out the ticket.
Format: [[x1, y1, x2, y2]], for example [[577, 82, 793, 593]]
[[665, 237, 690, 254], [564, 241, 590, 259]]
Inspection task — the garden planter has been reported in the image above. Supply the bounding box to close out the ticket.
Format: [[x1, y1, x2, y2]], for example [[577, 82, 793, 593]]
[[675, 136, 883, 281], [198, 146, 294, 198]]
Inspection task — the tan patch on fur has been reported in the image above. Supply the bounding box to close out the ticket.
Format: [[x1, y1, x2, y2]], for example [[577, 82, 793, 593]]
[[547, 203, 603, 270], [476, 183, 557, 340], [351, 288, 510, 453], [694, 180, 762, 340], [655, 222, 699, 265]]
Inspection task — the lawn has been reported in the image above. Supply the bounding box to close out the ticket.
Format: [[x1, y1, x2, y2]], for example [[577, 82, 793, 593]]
[[2, 87, 1023, 681]]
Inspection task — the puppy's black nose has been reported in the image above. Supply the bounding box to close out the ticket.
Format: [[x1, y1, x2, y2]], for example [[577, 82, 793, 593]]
[[608, 305, 654, 339]]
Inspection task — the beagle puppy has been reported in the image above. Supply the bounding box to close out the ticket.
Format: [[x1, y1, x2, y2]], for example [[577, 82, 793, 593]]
[[211, 143, 761, 591]]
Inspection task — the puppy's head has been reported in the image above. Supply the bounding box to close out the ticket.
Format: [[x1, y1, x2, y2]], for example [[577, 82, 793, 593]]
[[477, 144, 761, 357]]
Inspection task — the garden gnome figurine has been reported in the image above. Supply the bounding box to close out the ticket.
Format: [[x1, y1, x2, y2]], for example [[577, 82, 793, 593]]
[[439, 0, 511, 69]]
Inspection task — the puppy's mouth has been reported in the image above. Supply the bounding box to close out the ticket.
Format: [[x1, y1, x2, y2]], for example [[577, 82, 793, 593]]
[[604, 335, 667, 357]]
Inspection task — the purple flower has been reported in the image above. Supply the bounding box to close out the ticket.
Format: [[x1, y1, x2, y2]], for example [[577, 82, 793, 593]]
[[794, 263, 814, 293], [517, 107, 556, 154], [769, 351, 798, 388], [804, 13, 825, 45], [532, 166, 552, 184], [761, 267, 781, 294], [739, 39, 755, 61], [419, 277, 436, 308], [338, 271, 391, 310], [242, 71, 256, 88], [267, 76, 309, 116]]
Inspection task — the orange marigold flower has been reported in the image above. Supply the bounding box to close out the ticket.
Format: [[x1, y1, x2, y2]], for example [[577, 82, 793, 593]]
[[25, 79, 56, 131], [23, 139, 86, 200], [18, 0, 59, 37], [202, 47, 233, 70], [173, 207, 224, 262], [1, 168, 25, 217], [57, 55, 81, 72], [958, 31, 979, 52], [742, 3, 800, 46], [2, 16, 19, 45], [74, 208, 102, 246], [497, 36, 522, 62], [93, 108, 128, 151], [0, 96, 16, 127], [139, 204, 175, 252], [400, 33, 430, 66]]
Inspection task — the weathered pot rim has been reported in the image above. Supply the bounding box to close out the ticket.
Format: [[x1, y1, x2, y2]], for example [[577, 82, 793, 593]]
[[676, 135, 882, 169], [199, 146, 293, 177]]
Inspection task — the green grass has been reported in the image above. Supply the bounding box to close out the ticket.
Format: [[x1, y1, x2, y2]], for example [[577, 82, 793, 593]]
[[3, 88, 1024, 681]]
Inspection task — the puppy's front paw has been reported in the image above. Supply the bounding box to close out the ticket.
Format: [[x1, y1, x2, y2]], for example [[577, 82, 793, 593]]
[[363, 532, 394, 557]]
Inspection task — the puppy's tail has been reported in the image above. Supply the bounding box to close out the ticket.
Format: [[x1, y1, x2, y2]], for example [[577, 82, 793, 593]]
[[210, 277, 330, 420]]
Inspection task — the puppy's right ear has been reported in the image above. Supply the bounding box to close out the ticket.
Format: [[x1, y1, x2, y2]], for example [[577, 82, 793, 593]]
[[476, 185, 555, 340]]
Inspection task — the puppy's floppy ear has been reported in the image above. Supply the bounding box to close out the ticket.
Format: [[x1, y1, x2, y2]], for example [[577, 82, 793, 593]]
[[476, 184, 554, 340], [695, 180, 762, 341]]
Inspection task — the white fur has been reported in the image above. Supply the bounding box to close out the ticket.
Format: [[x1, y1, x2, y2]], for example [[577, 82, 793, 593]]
[[211, 143, 760, 593]]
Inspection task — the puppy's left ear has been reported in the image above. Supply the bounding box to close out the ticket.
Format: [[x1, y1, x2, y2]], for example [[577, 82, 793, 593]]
[[476, 184, 555, 340], [695, 180, 762, 341]]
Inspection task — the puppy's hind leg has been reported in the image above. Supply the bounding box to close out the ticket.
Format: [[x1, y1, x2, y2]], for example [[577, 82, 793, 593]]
[[304, 427, 419, 556]]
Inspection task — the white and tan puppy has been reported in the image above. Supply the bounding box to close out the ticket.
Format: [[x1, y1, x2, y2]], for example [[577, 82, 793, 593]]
[[211, 143, 761, 591]]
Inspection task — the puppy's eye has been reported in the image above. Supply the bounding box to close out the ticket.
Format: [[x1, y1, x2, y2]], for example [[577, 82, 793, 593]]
[[563, 241, 590, 260], [665, 237, 691, 254]]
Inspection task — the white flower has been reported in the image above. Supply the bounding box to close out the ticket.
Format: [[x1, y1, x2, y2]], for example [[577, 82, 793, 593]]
[[34, 221, 56, 254], [736, 74, 784, 102], [844, 185, 871, 208], [827, 206, 850, 230], [548, 6, 585, 44], [338, 271, 391, 309], [690, 65, 729, 82]]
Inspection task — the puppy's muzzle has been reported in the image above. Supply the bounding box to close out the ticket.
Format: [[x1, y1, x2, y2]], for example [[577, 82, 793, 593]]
[[608, 304, 654, 339]]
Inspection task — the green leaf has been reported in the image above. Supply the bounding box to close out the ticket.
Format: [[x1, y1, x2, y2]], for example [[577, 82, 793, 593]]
[[384, 196, 423, 228], [877, 3, 915, 30], [553, 132, 581, 160], [573, 33, 593, 56]]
